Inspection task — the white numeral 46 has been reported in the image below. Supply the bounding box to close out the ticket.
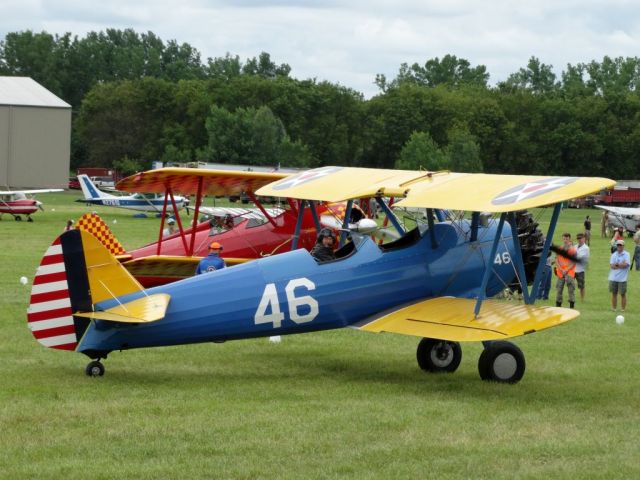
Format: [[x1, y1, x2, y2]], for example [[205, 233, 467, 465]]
[[254, 278, 319, 328]]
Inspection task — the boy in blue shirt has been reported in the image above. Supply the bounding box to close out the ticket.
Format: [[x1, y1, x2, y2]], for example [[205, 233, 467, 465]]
[[196, 242, 226, 275]]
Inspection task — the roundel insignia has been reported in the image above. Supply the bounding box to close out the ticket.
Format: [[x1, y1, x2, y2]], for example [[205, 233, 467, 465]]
[[271, 166, 343, 191], [491, 177, 578, 206]]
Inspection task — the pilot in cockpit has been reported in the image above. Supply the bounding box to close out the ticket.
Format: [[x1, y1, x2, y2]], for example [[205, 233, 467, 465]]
[[311, 228, 337, 262]]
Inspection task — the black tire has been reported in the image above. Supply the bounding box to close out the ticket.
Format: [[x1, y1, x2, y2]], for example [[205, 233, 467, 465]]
[[85, 360, 105, 377], [478, 341, 525, 383], [15, 215, 21, 221], [416, 338, 462, 373]]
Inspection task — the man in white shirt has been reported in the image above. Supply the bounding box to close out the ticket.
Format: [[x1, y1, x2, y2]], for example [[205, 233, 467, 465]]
[[609, 240, 630, 312], [575, 232, 590, 302]]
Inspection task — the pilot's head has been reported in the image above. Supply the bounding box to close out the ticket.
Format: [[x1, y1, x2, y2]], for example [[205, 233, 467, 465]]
[[209, 241, 223, 253], [316, 228, 336, 247]]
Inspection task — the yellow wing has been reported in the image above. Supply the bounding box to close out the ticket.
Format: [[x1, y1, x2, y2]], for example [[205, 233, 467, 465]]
[[116, 167, 290, 196], [357, 297, 579, 342], [74, 294, 170, 323], [256, 166, 615, 212]]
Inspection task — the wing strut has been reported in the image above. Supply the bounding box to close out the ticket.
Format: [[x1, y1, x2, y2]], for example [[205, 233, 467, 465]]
[[188, 177, 204, 256], [527, 203, 562, 303], [508, 211, 532, 304], [156, 191, 170, 256], [246, 191, 277, 227], [474, 212, 506, 317], [309, 201, 321, 232], [291, 200, 306, 250], [339, 200, 353, 247], [376, 197, 405, 237]]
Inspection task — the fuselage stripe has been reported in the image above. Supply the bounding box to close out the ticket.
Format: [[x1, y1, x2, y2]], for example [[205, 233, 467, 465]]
[[28, 316, 75, 331], [28, 306, 73, 322], [37, 334, 78, 348], [27, 298, 72, 313], [36, 262, 66, 275], [30, 280, 69, 295], [32, 325, 76, 339]]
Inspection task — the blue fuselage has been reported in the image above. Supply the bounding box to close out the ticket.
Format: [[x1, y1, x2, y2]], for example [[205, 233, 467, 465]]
[[79, 220, 517, 353]]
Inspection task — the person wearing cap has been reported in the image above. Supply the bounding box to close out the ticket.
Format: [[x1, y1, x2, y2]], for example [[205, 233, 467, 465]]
[[633, 224, 640, 271], [311, 228, 337, 262], [608, 239, 630, 312], [163, 217, 177, 238], [195, 242, 226, 274], [555, 233, 577, 309], [575, 232, 590, 302]]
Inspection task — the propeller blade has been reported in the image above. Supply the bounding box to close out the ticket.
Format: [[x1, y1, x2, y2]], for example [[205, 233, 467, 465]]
[[549, 244, 580, 264]]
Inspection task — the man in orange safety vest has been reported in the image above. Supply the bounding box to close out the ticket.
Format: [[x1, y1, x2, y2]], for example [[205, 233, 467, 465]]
[[555, 233, 577, 308]]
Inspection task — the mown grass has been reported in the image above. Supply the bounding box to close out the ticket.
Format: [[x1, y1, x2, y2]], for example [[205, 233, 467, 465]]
[[1, 192, 638, 479]]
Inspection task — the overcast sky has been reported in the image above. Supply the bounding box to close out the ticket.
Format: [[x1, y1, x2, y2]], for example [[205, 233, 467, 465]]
[[2, 0, 639, 98]]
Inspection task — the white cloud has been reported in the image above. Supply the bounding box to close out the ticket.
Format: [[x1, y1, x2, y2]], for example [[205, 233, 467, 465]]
[[1, 1, 639, 97]]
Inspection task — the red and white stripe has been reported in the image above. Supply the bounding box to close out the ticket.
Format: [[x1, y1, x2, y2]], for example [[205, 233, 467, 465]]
[[26, 238, 77, 350]]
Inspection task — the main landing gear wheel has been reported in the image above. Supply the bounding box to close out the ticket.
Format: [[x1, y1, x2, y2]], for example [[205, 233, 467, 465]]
[[15, 215, 22, 221], [478, 341, 525, 383], [85, 360, 105, 377], [416, 338, 462, 373]]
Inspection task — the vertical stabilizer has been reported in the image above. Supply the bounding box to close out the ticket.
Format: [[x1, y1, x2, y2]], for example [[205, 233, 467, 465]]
[[27, 230, 144, 351], [78, 174, 114, 200]]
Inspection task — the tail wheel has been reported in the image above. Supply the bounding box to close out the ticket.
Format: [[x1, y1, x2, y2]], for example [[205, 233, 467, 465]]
[[416, 338, 462, 373], [85, 360, 105, 377], [478, 341, 525, 383]]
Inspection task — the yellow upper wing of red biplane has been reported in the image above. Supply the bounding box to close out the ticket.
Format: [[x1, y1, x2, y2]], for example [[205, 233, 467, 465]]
[[116, 168, 290, 196], [256, 166, 615, 212]]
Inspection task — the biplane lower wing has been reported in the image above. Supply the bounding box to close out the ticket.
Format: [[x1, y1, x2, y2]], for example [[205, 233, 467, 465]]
[[357, 297, 579, 342]]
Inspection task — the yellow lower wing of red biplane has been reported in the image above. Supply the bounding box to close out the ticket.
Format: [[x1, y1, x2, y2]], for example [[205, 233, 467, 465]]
[[358, 297, 579, 342], [74, 294, 170, 323]]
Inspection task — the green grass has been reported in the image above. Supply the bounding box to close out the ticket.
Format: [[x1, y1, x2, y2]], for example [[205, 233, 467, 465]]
[[1, 193, 639, 479]]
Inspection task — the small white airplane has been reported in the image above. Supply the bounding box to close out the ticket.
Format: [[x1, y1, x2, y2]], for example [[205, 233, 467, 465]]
[[0, 188, 63, 221], [596, 205, 640, 234], [77, 174, 187, 213]]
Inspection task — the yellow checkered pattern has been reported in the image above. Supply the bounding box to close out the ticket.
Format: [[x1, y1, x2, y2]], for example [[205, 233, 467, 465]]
[[75, 213, 126, 255]]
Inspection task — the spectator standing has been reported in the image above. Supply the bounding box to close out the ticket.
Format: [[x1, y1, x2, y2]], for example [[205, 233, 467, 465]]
[[583, 215, 592, 245], [555, 233, 577, 309], [609, 240, 630, 312], [575, 233, 590, 302], [633, 224, 640, 271]]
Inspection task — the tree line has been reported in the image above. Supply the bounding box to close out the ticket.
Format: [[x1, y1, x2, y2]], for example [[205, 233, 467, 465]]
[[2, 29, 640, 177]]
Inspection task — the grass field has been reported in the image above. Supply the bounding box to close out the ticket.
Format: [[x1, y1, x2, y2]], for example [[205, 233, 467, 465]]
[[1, 192, 639, 479]]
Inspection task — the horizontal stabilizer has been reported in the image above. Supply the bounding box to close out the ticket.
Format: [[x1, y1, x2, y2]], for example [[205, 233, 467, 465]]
[[358, 297, 579, 342], [74, 293, 170, 323]]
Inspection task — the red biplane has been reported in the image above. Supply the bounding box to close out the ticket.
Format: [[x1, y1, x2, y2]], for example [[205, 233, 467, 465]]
[[77, 168, 369, 287]]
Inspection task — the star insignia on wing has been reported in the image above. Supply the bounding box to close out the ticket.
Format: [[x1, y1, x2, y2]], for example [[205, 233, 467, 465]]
[[272, 167, 343, 190], [492, 177, 578, 205]]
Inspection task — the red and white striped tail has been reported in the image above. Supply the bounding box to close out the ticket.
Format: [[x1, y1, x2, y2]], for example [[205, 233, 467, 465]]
[[26, 237, 77, 350]]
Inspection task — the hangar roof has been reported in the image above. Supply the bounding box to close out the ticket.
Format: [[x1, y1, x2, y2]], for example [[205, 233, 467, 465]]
[[0, 76, 70, 108]]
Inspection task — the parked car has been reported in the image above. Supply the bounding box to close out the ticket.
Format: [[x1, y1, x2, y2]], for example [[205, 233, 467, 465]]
[[68, 177, 81, 190]]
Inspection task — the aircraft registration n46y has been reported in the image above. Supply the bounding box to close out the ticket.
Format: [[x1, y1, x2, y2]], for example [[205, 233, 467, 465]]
[[27, 167, 615, 383]]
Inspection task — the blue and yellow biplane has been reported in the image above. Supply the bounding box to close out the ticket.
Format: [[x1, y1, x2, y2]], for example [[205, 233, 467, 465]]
[[27, 167, 614, 383]]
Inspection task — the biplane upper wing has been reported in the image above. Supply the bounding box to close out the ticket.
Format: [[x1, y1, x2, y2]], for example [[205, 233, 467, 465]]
[[256, 166, 616, 212], [116, 167, 290, 196], [595, 205, 640, 216], [357, 297, 579, 342], [0, 188, 64, 195]]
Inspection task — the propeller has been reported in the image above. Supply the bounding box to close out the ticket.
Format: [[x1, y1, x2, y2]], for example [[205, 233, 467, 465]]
[[36, 200, 44, 211], [549, 244, 581, 264]]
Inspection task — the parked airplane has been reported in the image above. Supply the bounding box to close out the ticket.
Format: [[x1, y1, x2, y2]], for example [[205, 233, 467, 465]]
[[596, 205, 640, 234], [27, 167, 614, 383], [0, 189, 63, 221], [77, 174, 186, 213]]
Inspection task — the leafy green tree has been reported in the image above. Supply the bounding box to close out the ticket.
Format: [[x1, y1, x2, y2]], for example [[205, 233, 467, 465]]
[[447, 128, 483, 172], [499, 56, 557, 94], [395, 131, 449, 170], [113, 156, 145, 176]]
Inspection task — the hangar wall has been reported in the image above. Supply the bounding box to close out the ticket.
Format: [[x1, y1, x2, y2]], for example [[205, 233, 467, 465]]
[[0, 106, 71, 188], [0, 77, 71, 189]]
